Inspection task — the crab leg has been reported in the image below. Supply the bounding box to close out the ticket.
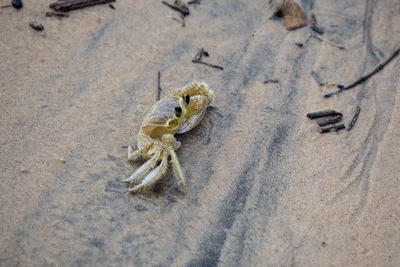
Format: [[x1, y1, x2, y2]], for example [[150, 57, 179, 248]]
[[121, 150, 161, 184], [169, 149, 187, 193], [129, 152, 168, 193]]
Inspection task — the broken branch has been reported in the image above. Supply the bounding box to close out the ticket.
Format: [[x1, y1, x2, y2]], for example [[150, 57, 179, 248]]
[[324, 48, 400, 98]]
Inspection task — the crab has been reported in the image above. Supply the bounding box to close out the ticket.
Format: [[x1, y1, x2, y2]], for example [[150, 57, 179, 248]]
[[121, 82, 214, 193]]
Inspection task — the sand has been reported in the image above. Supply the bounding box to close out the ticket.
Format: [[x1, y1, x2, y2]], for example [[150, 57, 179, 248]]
[[1, 0, 399, 265]]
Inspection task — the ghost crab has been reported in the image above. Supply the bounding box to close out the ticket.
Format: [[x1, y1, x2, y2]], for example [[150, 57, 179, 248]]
[[122, 82, 214, 193]]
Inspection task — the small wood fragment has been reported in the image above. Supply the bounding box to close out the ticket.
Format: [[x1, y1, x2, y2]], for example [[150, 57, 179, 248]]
[[49, 0, 115, 12], [310, 13, 324, 34], [188, 0, 200, 5], [192, 60, 224, 70], [316, 115, 342, 127], [314, 34, 345, 50], [108, 3, 115, 9], [264, 79, 280, 84], [46, 11, 69, 17], [307, 110, 342, 119], [162, 0, 189, 17], [157, 71, 162, 101], [29, 22, 44, 31], [347, 106, 361, 131], [319, 124, 345, 133], [272, 0, 307, 31]]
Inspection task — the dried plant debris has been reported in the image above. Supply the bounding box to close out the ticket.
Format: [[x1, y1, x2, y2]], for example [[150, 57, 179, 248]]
[[188, 0, 201, 5], [311, 71, 344, 87], [319, 124, 345, 133], [157, 71, 162, 101], [46, 11, 69, 17], [324, 48, 400, 98], [306, 110, 342, 119], [192, 48, 223, 70], [272, 0, 307, 31], [264, 79, 280, 84], [314, 34, 345, 50], [307, 110, 345, 134], [347, 106, 361, 131], [29, 22, 44, 31], [310, 13, 324, 34], [162, 0, 189, 17], [316, 115, 342, 127], [49, 0, 115, 12], [108, 3, 115, 9]]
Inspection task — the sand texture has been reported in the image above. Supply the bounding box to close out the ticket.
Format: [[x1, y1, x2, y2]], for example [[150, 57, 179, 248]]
[[1, 0, 399, 266]]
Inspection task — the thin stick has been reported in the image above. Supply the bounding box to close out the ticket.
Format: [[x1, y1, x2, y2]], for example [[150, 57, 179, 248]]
[[347, 106, 361, 131], [264, 79, 279, 84], [157, 71, 161, 101], [324, 48, 400, 98], [316, 115, 342, 127], [314, 34, 345, 50], [307, 110, 342, 119], [49, 0, 115, 12], [188, 0, 201, 5], [162, 1, 189, 17], [46, 11, 69, 17], [319, 124, 345, 133], [192, 60, 224, 70]]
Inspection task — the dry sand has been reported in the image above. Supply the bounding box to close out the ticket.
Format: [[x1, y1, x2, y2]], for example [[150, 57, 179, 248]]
[[1, 0, 399, 266]]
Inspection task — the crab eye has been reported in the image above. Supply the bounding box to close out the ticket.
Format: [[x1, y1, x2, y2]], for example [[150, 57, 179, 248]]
[[183, 94, 190, 105], [174, 106, 182, 117]]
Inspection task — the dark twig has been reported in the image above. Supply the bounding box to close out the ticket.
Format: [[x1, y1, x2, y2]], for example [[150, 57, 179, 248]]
[[108, 3, 115, 9], [157, 71, 162, 101], [310, 13, 324, 34], [162, 0, 189, 17], [192, 48, 223, 70], [347, 106, 361, 131], [307, 110, 342, 119], [192, 60, 224, 70], [320, 124, 345, 133], [1, 5, 12, 8], [46, 11, 69, 17], [264, 79, 280, 84], [316, 115, 342, 127], [324, 48, 400, 98], [188, 0, 201, 5], [49, 0, 115, 12]]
